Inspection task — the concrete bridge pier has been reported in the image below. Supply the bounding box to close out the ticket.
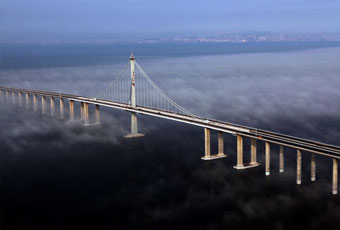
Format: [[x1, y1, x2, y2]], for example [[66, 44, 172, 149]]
[[12, 91, 15, 105], [33, 94, 38, 112], [50, 97, 55, 117], [25, 93, 29, 110], [125, 112, 144, 138], [201, 129, 227, 160], [249, 138, 259, 166], [69, 100, 75, 121], [84, 103, 89, 126], [202, 128, 211, 159], [217, 131, 225, 156], [131, 112, 138, 133], [6, 89, 9, 103], [95, 104, 100, 124], [333, 159, 338, 195], [0, 89, 3, 103], [311, 153, 316, 181], [18, 92, 22, 107], [60, 98, 64, 119], [79, 102, 100, 126], [279, 145, 284, 173], [0, 89, 5, 102], [41, 96, 46, 115], [233, 135, 259, 169], [297, 149, 302, 185], [6, 90, 9, 103], [234, 135, 245, 169], [80, 102, 84, 121], [265, 142, 270, 176]]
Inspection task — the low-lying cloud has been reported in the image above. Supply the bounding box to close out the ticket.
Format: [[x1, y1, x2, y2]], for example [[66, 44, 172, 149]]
[[1, 47, 340, 229]]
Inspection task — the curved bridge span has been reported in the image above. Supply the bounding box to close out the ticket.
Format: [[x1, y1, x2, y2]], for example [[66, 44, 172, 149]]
[[2, 86, 340, 159], [1, 55, 339, 195]]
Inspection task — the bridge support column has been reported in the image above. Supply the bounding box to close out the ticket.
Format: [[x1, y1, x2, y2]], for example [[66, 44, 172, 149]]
[[297, 149, 302, 185], [250, 138, 259, 166], [217, 132, 224, 156], [333, 159, 338, 195], [84, 103, 89, 126], [124, 112, 144, 138], [25, 93, 29, 110], [33, 94, 38, 112], [311, 153, 316, 181], [41, 96, 46, 115], [265, 142, 270, 176], [95, 104, 100, 124], [6, 90, 9, 103], [18, 92, 22, 107], [60, 98, 64, 119], [0, 89, 5, 102], [203, 128, 211, 158], [69, 100, 75, 121], [12, 91, 15, 105], [131, 113, 137, 133], [234, 135, 245, 169], [279, 145, 284, 173], [50, 97, 55, 117], [80, 102, 84, 121], [201, 130, 227, 160]]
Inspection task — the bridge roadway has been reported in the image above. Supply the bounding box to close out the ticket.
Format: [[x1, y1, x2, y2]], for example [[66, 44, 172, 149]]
[[2, 86, 340, 160]]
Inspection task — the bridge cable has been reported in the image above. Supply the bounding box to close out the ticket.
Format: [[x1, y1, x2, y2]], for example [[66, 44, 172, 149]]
[[135, 61, 194, 116]]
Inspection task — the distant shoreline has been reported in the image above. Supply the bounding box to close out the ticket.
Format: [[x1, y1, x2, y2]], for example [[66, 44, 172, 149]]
[[1, 41, 340, 70]]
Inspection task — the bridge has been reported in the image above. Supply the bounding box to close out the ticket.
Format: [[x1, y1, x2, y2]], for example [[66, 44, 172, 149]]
[[1, 54, 339, 195]]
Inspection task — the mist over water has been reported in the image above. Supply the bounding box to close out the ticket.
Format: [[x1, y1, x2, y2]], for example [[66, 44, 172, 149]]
[[1, 44, 340, 229]]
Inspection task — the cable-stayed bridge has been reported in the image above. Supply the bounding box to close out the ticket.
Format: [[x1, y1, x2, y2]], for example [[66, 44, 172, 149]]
[[1, 54, 339, 195]]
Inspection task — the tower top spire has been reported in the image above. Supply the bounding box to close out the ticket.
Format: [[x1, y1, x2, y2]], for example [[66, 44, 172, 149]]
[[130, 52, 135, 60]]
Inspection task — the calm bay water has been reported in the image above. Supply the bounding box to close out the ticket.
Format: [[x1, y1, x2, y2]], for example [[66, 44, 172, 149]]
[[2, 41, 340, 69]]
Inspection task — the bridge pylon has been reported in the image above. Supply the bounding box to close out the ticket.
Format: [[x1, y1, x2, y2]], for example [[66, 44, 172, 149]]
[[125, 54, 144, 138]]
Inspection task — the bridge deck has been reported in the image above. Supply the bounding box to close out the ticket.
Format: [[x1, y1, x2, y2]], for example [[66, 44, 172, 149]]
[[2, 86, 340, 159]]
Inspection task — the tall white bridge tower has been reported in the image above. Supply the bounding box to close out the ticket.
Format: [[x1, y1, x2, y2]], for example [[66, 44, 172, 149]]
[[125, 53, 144, 138]]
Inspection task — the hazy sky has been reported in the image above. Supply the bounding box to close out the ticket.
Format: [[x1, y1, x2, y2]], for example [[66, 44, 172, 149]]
[[1, 0, 340, 42]]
